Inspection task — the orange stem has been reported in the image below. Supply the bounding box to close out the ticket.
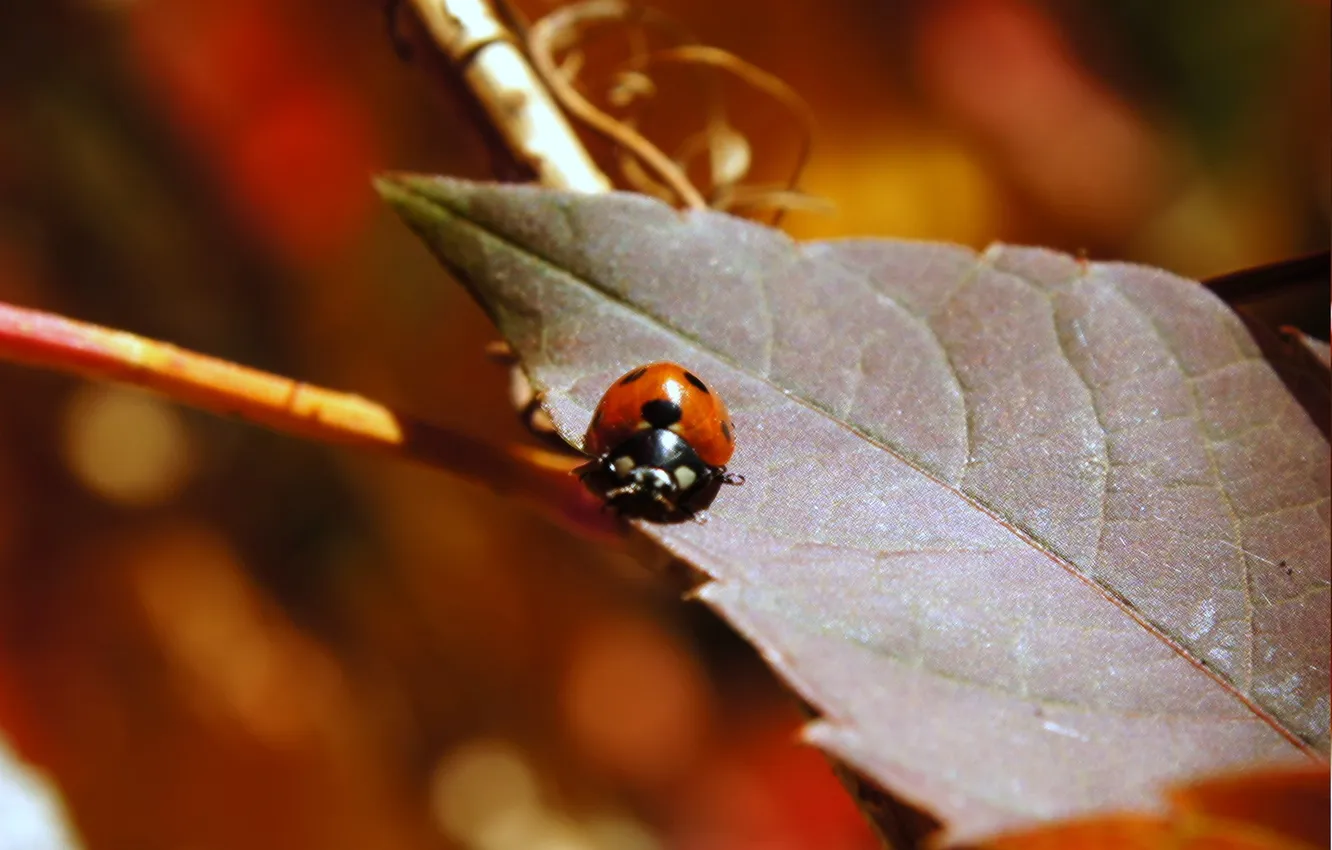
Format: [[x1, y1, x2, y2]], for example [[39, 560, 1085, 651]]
[[0, 300, 606, 528]]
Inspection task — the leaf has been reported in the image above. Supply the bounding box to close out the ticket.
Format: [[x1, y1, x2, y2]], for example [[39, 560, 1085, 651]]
[[377, 175, 1330, 843]]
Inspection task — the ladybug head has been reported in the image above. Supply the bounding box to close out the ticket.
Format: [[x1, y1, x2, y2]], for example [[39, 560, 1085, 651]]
[[587, 428, 713, 519], [620, 464, 677, 496]]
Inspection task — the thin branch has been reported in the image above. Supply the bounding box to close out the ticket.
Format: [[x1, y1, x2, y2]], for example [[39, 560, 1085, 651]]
[[407, 0, 611, 192], [0, 300, 610, 531], [709, 184, 836, 217]]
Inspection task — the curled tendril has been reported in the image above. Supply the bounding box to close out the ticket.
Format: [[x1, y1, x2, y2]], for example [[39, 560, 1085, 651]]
[[633, 44, 818, 225], [526, 0, 823, 224], [527, 1, 707, 209]]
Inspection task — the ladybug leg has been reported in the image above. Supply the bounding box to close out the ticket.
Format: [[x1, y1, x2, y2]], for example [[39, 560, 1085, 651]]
[[598, 484, 640, 517], [572, 455, 607, 480], [652, 491, 707, 524], [602, 483, 639, 502], [713, 466, 745, 486]]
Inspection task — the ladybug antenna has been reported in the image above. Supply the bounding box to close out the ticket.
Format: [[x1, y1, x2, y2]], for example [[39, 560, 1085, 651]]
[[719, 471, 745, 486]]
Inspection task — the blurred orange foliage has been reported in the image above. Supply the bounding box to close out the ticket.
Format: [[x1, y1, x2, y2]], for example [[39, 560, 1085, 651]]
[[128, 0, 383, 263], [983, 766, 1329, 850]]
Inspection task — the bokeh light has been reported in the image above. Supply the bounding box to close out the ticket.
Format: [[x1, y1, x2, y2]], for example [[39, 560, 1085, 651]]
[[60, 385, 194, 507]]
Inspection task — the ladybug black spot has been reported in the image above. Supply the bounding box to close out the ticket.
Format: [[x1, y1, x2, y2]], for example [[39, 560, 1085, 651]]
[[641, 399, 683, 427], [684, 371, 709, 393], [720, 420, 732, 442], [619, 366, 649, 385]]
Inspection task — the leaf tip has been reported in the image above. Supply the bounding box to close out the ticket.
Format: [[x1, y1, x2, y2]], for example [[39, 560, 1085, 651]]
[[371, 171, 424, 205], [372, 172, 466, 240]]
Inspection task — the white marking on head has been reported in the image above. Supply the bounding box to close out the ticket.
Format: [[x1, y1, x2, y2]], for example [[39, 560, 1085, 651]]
[[612, 456, 634, 478], [673, 466, 697, 490], [644, 469, 672, 490]]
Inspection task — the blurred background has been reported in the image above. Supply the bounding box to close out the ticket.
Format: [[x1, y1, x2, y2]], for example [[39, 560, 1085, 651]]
[[0, 0, 1326, 848]]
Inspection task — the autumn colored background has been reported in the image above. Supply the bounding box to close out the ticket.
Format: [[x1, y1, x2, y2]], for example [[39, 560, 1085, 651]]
[[0, 1, 1327, 848]]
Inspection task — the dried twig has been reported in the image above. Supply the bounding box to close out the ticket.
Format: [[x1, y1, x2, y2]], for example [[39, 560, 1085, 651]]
[[406, 0, 611, 192]]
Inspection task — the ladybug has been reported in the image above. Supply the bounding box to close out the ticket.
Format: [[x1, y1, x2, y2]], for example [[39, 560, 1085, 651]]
[[577, 362, 743, 519]]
